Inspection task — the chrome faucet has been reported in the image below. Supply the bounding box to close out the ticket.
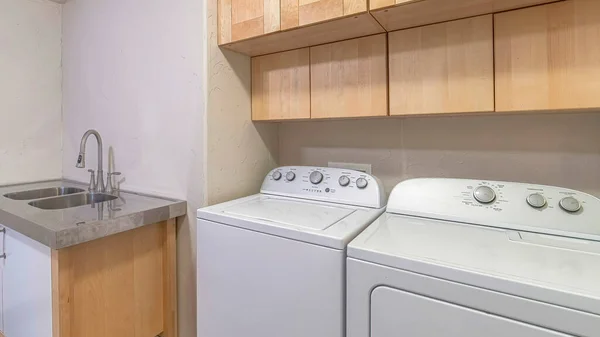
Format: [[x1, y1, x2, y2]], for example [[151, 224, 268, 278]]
[[76, 129, 105, 193]]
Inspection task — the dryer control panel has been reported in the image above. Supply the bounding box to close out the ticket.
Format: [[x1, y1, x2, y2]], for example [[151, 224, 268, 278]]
[[261, 166, 386, 209], [387, 178, 600, 241]]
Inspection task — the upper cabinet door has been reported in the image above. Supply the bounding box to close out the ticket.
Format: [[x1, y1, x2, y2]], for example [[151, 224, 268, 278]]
[[219, 0, 281, 44], [252, 48, 311, 121], [281, 0, 367, 30], [310, 34, 388, 119], [495, 0, 600, 111], [389, 15, 494, 115]]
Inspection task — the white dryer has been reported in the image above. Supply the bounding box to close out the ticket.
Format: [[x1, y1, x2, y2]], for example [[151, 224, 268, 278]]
[[347, 178, 600, 337], [197, 166, 386, 337]]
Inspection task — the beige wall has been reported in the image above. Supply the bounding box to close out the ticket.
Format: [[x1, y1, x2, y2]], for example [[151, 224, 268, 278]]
[[0, 0, 62, 185], [279, 112, 600, 196]]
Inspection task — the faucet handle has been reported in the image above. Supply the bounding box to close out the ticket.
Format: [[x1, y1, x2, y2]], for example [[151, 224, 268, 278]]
[[87, 169, 97, 193], [106, 172, 122, 194]]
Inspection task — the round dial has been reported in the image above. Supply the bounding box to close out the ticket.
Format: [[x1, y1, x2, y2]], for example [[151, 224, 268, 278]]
[[559, 196, 581, 213], [338, 175, 350, 187], [526, 193, 546, 208], [356, 178, 368, 189], [309, 171, 324, 185], [473, 186, 496, 204], [286, 171, 296, 181], [272, 171, 282, 181]]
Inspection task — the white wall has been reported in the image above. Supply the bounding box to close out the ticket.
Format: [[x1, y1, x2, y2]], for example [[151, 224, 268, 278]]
[[280, 112, 600, 196], [0, 0, 62, 185], [61, 0, 206, 200]]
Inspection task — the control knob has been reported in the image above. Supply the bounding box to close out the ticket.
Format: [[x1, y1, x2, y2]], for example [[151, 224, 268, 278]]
[[473, 186, 496, 204], [526, 193, 546, 209], [272, 171, 282, 181], [559, 197, 581, 213], [356, 178, 368, 189], [310, 171, 324, 185], [339, 175, 350, 187], [286, 171, 296, 181]]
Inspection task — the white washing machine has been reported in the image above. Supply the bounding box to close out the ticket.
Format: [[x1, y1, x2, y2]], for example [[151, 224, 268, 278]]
[[347, 178, 600, 337], [197, 166, 386, 337]]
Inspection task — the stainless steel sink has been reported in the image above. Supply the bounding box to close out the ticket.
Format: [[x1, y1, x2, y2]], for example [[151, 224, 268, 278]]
[[4, 187, 86, 200], [28, 193, 118, 210]]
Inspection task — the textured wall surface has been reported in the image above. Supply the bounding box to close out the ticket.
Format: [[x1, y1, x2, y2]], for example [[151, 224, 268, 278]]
[[0, 0, 62, 185], [280, 112, 600, 196]]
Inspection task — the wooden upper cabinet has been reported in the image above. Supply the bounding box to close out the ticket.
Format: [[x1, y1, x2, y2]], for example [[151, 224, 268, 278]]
[[252, 48, 311, 121], [495, 0, 600, 111], [219, 0, 281, 44], [389, 15, 494, 116], [281, 0, 367, 30], [310, 34, 388, 119], [370, 0, 561, 32]]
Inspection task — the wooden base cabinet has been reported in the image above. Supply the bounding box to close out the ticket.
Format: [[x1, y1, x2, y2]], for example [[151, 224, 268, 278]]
[[0, 220, 177, 337], [495, 0, 600, 112], [388, 15, 494, 115]]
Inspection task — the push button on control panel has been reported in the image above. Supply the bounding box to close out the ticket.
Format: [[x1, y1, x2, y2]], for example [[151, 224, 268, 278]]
[[473, 186, 496, 204], [526, 193, 546, 209]]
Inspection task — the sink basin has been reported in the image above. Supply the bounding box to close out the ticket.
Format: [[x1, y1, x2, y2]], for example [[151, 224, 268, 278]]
[[4, 187, 86, 200], [28, 193, 118, 210]]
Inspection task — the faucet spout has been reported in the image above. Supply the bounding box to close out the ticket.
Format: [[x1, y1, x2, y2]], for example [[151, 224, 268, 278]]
[[77, 129, 105, 192]]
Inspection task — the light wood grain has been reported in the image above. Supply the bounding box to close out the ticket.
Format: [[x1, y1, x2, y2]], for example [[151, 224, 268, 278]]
[[220, 0, 281, 42], [371, 0, 560, 31], [252, 48, 311, 121], [162, 218, 178, 337], [389, 15, 494, 115], [280, 0, 366, 29], [52, 221, 176, 337], [218, 0, 232, 44], [495, 0, 600, 111], [310, 34, 388, 119], [223, 13, 384, 56]]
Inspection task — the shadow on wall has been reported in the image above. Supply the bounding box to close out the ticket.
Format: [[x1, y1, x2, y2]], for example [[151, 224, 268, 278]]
[[278, 111, 600, 195]]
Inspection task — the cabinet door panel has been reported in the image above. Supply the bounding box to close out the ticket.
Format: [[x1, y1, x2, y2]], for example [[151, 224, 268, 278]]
[[310, 34, 388, 119], [281, 0, 366, 30], [2, 228, 52, 337], [389, 15, 494, 115], [252, 48, 311, 121], [495, 0, 600, 111], [220, 0, 281, 43]]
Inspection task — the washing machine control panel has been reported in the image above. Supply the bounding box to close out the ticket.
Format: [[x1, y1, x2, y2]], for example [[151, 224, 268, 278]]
[[386, 178, 600, 241], [262, 166, 386, 208]]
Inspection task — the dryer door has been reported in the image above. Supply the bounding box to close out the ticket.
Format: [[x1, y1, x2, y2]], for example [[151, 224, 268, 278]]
[[371, 286, 573, 337]]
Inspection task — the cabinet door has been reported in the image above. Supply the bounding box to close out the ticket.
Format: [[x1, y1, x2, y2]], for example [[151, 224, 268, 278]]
[[219, 0, 281, 44], [0, 226, 4, 334], [495, 0, 600, 111], [389, 15, 494, 115], [252, 48, 311, 121], [3, 228, 52, 337], [281, 0, 367, 30], [310, 34, 388, 119]]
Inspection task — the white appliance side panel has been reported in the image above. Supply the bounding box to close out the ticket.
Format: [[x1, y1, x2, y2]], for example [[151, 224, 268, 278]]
[[371, 286, 571, 337], [3, 227, 52, 337], [346, 259, 599, 337], [197, 219, 345, 337]]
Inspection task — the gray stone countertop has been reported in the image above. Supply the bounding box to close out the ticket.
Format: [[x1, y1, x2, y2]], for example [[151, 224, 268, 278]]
[[0, 180, 186, 249]]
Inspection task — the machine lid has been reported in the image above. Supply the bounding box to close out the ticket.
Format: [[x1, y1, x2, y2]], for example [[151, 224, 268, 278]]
[[223, 196, 355, 230], [198, 194, 385, 249], [348, 213, 600, 315], [385, 178, 600, 241]]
